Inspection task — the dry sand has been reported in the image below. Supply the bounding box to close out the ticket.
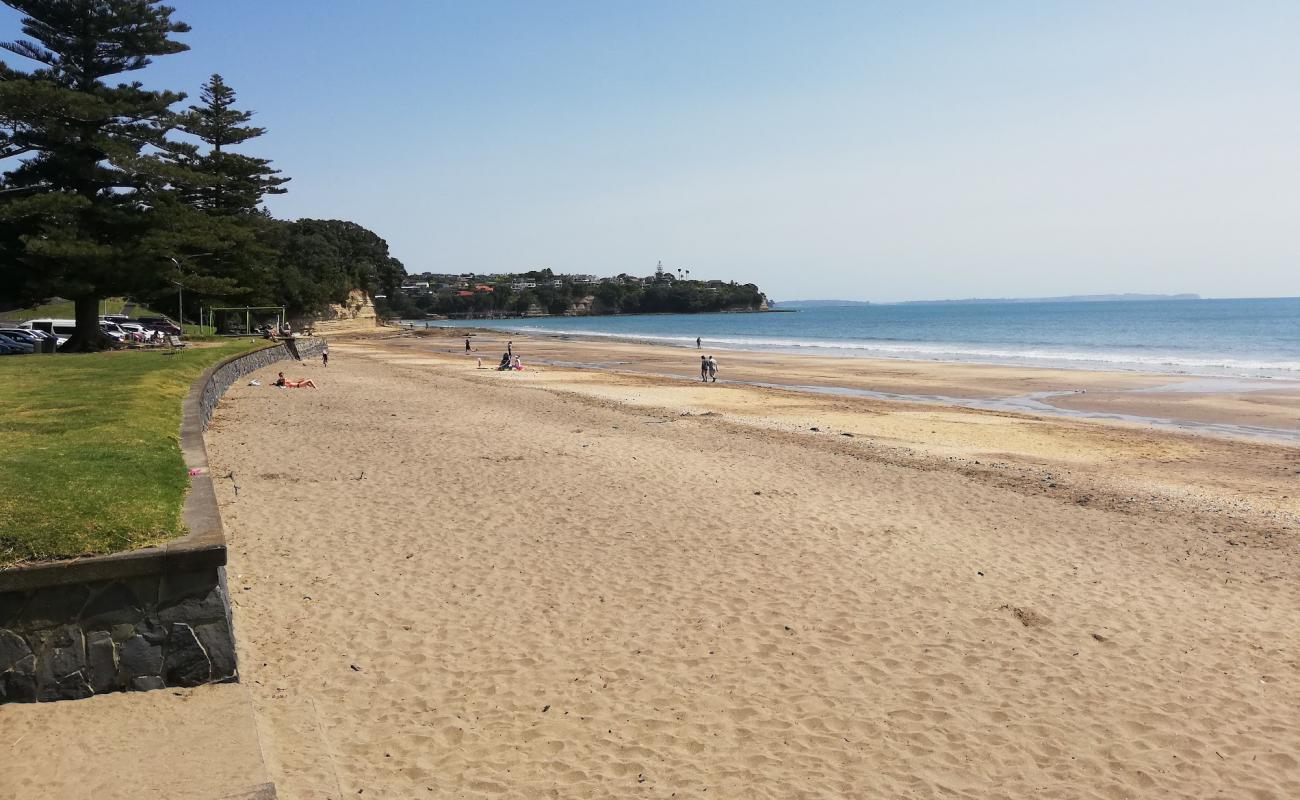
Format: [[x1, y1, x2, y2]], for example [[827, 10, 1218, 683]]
[[0, 683, 272, 799], [6, 330, 1298, 799], [195, 331, 1299, 799]]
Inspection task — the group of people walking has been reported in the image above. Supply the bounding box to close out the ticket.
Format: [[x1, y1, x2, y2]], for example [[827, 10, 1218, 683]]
[[469, 333, 715, 381], [696, 337, 719, 382], [700, 354, 718, 382]]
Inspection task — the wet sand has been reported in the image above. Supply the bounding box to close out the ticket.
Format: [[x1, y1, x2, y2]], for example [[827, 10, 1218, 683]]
[[426, 326, 1300, 440]]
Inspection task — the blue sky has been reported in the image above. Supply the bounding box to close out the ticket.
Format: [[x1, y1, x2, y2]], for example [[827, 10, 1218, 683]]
[[2, 1, 1298, 301]]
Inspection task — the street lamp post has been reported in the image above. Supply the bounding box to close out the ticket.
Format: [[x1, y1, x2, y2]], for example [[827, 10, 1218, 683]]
[[169, 254, 213, 335], [170, 278, 183, 330]]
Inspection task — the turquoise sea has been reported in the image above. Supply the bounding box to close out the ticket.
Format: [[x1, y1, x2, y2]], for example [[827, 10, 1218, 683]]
[[410, 297, 1300, 379]]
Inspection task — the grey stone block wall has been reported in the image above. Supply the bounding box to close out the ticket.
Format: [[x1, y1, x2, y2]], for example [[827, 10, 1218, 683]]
[[0, 568, 235, 702], [200, 337, 326, 428]]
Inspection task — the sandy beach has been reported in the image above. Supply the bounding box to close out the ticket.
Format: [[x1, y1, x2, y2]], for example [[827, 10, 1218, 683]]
[[201, 330, 1298, 799], [7, 329, 1299, 799]]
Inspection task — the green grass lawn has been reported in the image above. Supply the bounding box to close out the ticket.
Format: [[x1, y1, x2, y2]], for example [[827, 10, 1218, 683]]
[[0, 296, 138, 321], [0, 340, 263, 567]]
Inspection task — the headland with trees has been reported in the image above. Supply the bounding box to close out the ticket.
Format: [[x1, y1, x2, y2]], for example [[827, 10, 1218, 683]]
[[384, 262, 768, 320]]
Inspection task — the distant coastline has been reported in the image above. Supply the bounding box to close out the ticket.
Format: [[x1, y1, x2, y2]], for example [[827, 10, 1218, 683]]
[[779, 293, 1202, 307], [775, 299, 873, 308], [894, 293, 1202, 305]]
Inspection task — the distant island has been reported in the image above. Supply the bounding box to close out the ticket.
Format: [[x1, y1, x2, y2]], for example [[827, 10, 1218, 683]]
[[894, 293, 1201, 305], [777, 293, 1202, 308], [775, 299, 873, 308], [384, 263, 768, 319]]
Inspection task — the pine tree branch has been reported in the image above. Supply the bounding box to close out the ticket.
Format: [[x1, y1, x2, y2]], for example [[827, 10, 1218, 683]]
[[0, 40, 55, 66]]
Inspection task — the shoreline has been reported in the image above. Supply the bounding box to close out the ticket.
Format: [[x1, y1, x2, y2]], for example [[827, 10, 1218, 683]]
[[401, 318, 1300, 382], [398, 325, 1300, 444]]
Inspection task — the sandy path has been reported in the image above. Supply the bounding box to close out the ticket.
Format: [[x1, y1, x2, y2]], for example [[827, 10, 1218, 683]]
[[0, 683, 272, 799], [207, 343, 1300, 799]]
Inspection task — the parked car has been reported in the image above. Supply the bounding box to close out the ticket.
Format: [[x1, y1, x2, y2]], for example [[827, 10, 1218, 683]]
[[19, 318, 77, 344], [137, 317, 182, 335], [1, 328, 57, 353], [102, 314, 132, 325], [0, 328, 43, 345], [115, 321, 153, 341], [99, 321, 128, 341], [0, 332, 35, 353]]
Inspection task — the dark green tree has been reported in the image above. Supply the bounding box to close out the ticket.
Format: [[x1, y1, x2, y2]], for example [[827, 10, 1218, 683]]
[[145, 73, 291, 316], [171, 74, 288, 214], [0, 0, 191, 349], [271, 219, 405, 314]]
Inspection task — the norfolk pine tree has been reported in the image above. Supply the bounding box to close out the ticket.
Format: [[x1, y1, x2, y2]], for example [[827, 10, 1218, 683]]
[[174, 74, 288, 215], [0, 0, 190, 350], [149, 73, 291, 314]]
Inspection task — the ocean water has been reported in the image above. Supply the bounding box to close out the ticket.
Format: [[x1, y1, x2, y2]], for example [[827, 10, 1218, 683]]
[[410, 297, 1300, 379]]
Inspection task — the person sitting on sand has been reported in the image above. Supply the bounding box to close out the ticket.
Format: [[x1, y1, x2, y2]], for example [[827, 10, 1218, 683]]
[[498, 352, 512, 370], [274, 371, 317, 389], [511, 355, 523, 370]]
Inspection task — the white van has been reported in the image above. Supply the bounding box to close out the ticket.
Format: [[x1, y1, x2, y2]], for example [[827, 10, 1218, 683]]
[[19, 318, 76, 346]]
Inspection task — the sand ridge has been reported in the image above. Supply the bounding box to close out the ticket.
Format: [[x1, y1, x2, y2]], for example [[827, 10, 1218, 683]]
[[200, 337, 1300, 799]]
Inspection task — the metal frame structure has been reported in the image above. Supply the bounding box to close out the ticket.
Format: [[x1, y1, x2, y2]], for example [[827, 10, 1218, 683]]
[[206, 305, 288, 336]]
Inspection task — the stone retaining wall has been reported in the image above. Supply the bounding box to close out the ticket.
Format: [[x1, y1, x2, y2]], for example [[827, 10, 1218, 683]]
[[200, 337, 325, 427], [0, 338, 321, 704], [0, 569, 236, 701]]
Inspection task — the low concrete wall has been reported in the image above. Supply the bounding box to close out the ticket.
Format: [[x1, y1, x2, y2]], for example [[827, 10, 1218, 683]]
[[0, 338, 322, 704]]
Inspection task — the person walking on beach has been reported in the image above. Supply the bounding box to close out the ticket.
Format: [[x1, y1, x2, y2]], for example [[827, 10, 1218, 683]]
[[507, 340, 513, 357], [322, 346, 329, 368], [465, 337, 472, 353], [696, 337, 701, 349], [700, 355, 709, 382], [707, 355, 718, 382]]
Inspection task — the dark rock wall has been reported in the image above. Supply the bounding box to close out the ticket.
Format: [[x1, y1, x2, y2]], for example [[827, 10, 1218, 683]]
[[0, 569, 235, 702]]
